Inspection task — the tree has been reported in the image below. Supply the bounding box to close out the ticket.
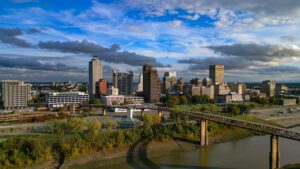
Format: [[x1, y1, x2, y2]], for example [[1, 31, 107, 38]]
[[178, 96, 188, 105], [231, 106, 241, 115], [89, 98, 101, 105], [237, 104, 251, 114], [269, 96, 277, 105], [66, 117, 86, 134], [167, 96, 179, 107]]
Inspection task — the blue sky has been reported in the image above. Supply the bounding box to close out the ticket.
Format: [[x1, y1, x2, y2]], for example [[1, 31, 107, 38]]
[[0, 0, 300, 82]]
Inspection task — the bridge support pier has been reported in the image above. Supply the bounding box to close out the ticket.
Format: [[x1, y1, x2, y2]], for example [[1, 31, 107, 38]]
[[200, 119, 208, 146], [141, 108, 144, 117], [101, 108, 107, 116], [158, 110, 163, 117], [127, 108, 133, 119], [269, 135, 280, 169]]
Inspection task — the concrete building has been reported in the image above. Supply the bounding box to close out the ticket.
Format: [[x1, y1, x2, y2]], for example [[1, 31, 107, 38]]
[[137, 73, 143, 92], [215, 83, 231, 95], [202, 77, 213, 86], [108, 86, 119, 96], [96, 79, 108, 97], [202, 85, 215, 99], [89, 56, 103, 99], [276, 84, 288, 95], [101, 95, 125, 106], [47, 92, 89, 109], [1, 80, 32, 110], [215, 93, 244, 103], [112, 70, 134, 95], [228, 83, 246, 95], [183, 85, 201, 96], [183, 85, 214, 99], [163, 71, 177, 93], [176, 78, 184, 93], [124, 96, 144, 105], [261, 80, 276, 97], [143, 64, 162, 103], [278, 99, 297, 106], [209, 64, 224, 85]]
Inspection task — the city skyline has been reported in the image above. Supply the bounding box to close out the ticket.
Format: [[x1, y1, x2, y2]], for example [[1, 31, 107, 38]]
[[0, 0, 300, 82]]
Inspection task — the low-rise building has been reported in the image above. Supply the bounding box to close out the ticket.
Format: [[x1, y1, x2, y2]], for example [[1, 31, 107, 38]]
[[228, 83, 246, 94], [101, 95, 125, 106], [47, 92, 89, 109], [215, 93, 244, 103], [183, 85, 201, 96], [124, 96, 144, 105], [215, 83, 231, 95], [278, 99, 297, 106], [202, 85, 214, 99]]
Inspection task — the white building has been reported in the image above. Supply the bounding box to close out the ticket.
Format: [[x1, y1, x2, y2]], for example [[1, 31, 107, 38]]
[[89, 56, 103, 99], [47, 92, 89, 108], [1, 80, 32, 110]]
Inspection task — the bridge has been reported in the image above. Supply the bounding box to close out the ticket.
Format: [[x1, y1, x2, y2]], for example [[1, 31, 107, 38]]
[[80, 104, 300, 169]]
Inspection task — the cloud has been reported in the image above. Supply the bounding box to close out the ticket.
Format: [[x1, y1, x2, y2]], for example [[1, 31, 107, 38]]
[[178, 43, 300, 74], [0, 28, 31, 47], [38, 39, 169, 67], [0, 55, 83, 72], [27, 28, 40, 34], [208, 43, 300, 61], [280, 35, 299, 42]]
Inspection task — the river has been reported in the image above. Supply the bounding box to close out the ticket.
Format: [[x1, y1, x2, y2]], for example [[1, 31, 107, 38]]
[[79, 126, 300, 169]]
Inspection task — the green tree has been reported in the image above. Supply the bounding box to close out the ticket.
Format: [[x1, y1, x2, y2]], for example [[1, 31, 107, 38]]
[[89, 98, 101, 105], [66, 117, 86, 134], [167, 96, 179, 107], [178, 95, 188, 105]]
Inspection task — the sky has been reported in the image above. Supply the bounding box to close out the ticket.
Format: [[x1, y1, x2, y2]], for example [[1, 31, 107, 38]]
[[0, 0, 300, 82]]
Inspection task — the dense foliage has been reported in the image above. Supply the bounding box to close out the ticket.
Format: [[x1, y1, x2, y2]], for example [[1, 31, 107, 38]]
[[0, 115, 201, 168], [222, 104, 251, 115], [161, 94, 213, 107]]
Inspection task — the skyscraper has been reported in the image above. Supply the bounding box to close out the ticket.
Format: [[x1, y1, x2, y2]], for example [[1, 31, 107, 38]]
[[89, 56, 103, 99], [112, 70, 133, 95], [1, 80, 32, 110], [209, 64, 224, 85], [143, 64, 161, 103]]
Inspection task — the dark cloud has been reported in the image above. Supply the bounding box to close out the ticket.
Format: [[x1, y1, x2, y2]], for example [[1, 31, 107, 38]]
[[0, 56, 84, 72], [27, 28, 40, 34], [38, 39, 169, 67], [208, 43, 300, 61], [0, 28, 31, 47], [179, 43, 300, 75], [254, 65, 300, 74]]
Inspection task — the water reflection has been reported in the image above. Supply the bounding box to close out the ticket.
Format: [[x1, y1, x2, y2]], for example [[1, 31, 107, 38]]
[[96, 127, 300, 169]]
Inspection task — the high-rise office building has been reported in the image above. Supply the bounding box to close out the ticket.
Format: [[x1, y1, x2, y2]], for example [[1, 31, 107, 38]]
[[261, 80, 276, 97], [89, 56, 103, 99], [163, 71, 177, 93], [143, 64, 161, 103], [1, 80, 32, 110], [209, 64, 224, 85], [112, 70, 134, 95]]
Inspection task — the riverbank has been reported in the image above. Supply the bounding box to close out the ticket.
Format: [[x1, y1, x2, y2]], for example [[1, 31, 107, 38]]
[[281, 163, 300, 169], [60, 128, 254, 169]]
